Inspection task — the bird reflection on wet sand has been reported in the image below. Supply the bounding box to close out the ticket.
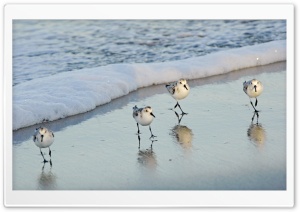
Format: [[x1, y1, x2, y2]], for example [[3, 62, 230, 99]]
[[137, 134, 157, 150], [169, 110, 193, 150], [171, 124, 194, 150], [42, 159, 52, 171], [247, 116, 266, 149], [37, 163, 57, 190], [169, 109, 188, 125], [137, 143, 157, 171]]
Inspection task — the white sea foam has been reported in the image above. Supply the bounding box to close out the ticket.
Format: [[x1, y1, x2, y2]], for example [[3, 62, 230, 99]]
[[13, 40, 286, 130]]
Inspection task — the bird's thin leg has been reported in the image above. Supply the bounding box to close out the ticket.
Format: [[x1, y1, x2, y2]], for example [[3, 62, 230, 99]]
[[256, 111, 259, 124], [137, 135, 141, 149], [251, 112, 256, 122], [251, 111, 260, 124], [174, 102, 179, 109], [174, 109, 185, 124], [178, 115, 184, 124], [250, 100, 259, 113], [149, 126, 157, 139], [50, 159, 52, 167], [174, 111, 180, 122], [255, 98, 258, 107], [250, 101, 256, 110], [49, 147, 51, 157], [177, 102, 188, 115], [136, 123, 140, 134], [40, 148, 48, 163]]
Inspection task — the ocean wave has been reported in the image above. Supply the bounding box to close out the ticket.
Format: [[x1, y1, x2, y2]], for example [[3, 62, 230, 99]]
[[13, 40, 286, 130]]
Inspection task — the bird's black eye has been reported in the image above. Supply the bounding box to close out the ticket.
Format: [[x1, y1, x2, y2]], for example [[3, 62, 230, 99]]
[[180, 82, 182, 84], [146, 110, 148, 112]]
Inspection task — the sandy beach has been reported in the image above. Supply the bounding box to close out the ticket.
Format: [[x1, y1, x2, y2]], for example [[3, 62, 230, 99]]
[[13, 61, 286, 190]]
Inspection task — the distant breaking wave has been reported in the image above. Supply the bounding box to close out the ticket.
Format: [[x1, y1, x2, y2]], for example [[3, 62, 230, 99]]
[[13, 40, 286, 130]]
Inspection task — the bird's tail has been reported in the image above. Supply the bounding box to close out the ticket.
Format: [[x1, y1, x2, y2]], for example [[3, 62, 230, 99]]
[[133, 105, 138, 111]]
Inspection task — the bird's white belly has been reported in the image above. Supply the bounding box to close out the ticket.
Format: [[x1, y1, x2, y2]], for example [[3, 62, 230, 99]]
[[135, 115, 153, 126], [247, 88, 263, 98], [34, 134, 54, 148], [173, 87, 190, 100]]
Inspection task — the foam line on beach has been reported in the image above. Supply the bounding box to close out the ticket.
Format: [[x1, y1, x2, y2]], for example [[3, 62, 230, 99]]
[[13, 40, 286, 130]]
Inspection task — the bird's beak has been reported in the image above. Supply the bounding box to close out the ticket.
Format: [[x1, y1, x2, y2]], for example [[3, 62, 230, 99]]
[[150, 112, 155, 118], [254, 85, 257, 92], [184, 84, 188, 90]]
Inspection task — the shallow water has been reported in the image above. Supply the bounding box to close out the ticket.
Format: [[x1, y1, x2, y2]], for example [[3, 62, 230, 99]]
[[13, 20, 286, 86], [13, 62, 286, 190]]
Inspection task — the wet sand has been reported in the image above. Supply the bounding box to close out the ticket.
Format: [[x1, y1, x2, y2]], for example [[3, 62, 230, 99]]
[[13, 62, 286, 190]]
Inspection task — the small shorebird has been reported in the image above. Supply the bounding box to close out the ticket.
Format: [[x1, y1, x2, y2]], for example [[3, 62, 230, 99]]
[[33, 127, 54, 163], [243, 79, 263, 112], [166, 78, 190, 115], [132, 105, 156, 139]]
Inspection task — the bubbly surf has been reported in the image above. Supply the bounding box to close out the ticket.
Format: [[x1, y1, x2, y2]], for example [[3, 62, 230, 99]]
[[13, 40, 286, 130]]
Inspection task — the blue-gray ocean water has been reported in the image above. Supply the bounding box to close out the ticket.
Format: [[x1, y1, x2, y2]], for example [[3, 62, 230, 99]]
[[13, 20, 286, 86]]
